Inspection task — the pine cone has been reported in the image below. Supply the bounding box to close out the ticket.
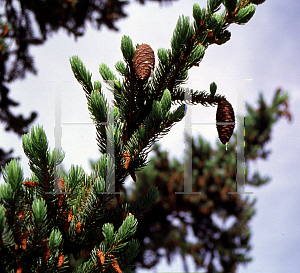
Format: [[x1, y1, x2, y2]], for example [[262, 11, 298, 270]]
[[133, 44, 155, 80], [216, 99, 235, 144]]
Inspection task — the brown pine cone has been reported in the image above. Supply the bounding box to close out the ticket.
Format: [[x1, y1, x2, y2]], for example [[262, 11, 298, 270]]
[[133, 43, 155, 80], [216, 99, 235, 144]]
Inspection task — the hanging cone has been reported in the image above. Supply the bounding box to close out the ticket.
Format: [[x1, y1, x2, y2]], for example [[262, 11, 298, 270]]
[[216, 99, 235, 145], [133, 43, 155, 80]]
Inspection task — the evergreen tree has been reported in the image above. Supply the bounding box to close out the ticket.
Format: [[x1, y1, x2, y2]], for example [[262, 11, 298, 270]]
[[0, 0, 176, 177], [0, 0, 269, 271]]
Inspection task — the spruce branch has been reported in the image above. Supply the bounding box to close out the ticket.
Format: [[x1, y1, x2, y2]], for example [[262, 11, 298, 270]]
[[150, 0, 257, 104], [171, 86, 225, 106], [0, 124, 157, 271], [69, 56, 94, 100], [0, 0, 268, 271]]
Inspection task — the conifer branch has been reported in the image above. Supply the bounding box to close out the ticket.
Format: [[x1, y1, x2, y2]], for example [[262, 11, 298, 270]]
[[0, 0, 267, 271]]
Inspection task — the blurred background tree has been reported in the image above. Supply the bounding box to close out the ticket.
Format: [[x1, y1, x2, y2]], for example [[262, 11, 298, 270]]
[[103, 88, 291, 273], [0, 0, 177, 177]]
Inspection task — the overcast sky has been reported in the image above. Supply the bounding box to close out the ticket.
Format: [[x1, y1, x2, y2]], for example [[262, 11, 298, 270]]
[[1, 0, 300, 272]]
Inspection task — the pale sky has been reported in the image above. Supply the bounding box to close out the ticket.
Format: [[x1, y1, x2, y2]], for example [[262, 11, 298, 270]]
[[1, 0, 300, 272]]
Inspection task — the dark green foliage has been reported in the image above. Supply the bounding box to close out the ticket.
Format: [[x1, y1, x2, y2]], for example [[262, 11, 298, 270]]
[[69, 56, 94, 99], [171, 15, 193, 57], [0, 0, 269, 271], [207, 13, 223, 33], [115, 60, 127, 76], [244, 89, 291, 163], [207, 0, 223, 13], [216, 29, 231, 45], [120, 88, 291, 272], [121, 35, 136, 67], [0, 123, 158, 271], [99, 63, 117, 82], [210, 82, 217, 97], [224, 0, 238, 12], [0, 0, 176, 177], [192, 3, 203, 24], [235, 4, 256, 25]]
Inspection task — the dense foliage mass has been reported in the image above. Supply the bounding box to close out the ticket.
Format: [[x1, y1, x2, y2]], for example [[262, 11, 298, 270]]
[[0, 1, 276, 272]]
